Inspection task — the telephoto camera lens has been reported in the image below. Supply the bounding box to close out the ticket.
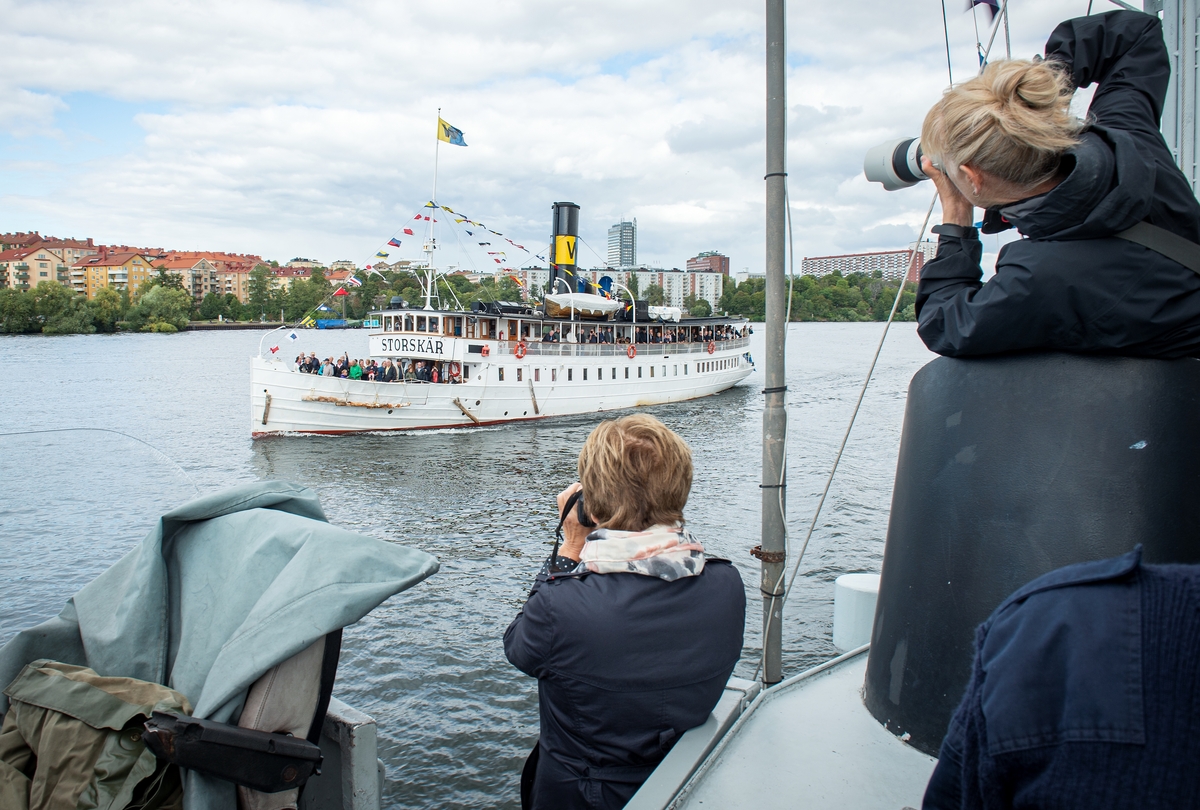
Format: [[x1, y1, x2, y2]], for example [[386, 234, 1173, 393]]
[[863, 137, 929, 191]]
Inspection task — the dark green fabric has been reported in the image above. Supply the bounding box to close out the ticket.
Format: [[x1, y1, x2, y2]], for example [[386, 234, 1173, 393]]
[[0, 660, 190, 810]]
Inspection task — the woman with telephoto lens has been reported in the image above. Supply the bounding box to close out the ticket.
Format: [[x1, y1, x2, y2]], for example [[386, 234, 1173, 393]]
[[504, 414, 745, 810], [915, 10, 1200, 358]]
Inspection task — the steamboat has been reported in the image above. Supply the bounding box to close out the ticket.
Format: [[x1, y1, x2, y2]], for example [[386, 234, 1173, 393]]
[[250, 201, 753, 436]]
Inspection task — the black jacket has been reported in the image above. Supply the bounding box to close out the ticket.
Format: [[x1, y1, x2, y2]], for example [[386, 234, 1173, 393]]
[[504, 559, 745, 810], [916, 11, 1200, 359]]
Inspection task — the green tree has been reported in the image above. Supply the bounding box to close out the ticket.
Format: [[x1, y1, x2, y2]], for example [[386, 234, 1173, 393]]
[[644, 284, 665, 307], [247, 266, 274, 319], [0, 288, 38, 333], [88, 286, 127, 332], [198, 292, 226, 320], [126, 285, 192, 332], [684, 294, 712, 317], [626, 274, 640, 297], [148, 268, 185, 291]]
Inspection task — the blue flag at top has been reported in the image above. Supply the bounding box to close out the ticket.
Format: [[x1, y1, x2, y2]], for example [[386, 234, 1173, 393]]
[[967, 0, 999, 21], [437, 117, 467, 147]]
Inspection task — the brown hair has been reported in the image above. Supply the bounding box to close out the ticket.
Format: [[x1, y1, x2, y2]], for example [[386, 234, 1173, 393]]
[[578, 414, 693, 532], [922, 58, 1083, 189]]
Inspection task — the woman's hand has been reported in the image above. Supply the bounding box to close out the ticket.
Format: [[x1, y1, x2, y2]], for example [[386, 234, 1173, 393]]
[[922, 156, 975, 227], [555, 482, 590, 561]]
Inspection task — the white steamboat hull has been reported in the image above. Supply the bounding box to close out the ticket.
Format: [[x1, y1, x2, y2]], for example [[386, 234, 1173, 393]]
[[251, 340, 753, 436]]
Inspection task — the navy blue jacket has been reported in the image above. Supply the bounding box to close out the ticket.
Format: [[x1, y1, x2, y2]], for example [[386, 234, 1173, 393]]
[[504, 558, 745, 810], [923, 548, 1200, 809], [916, 11, 1200, 359]]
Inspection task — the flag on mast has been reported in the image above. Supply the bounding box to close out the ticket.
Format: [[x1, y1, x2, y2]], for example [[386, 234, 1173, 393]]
[[437, 118, 468, 146]]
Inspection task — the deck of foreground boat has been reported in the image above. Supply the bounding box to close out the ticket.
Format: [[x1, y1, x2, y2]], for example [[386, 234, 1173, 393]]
[[628, 649, 936, 810]]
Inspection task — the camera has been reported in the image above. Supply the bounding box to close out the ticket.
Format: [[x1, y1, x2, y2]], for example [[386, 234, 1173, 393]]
[[575, 491, 597, 528], [863, 137, 931, 191]]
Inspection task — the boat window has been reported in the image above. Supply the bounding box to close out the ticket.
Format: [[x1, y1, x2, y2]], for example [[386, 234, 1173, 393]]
[[451, 317, 462, 336], [649, 367, 654, 378], [611, 368, 616, 380], [428, 316, 439, 333], [508, 320, 517, 340], [517, 368, 523, 382], [662, 366, 666, 377], [404, 315, 414, 331], [534, 368, 540, 382], [583, 368, 588, 381], [625, 368, 630, 379], [673, 365, 678, 376], [684, 364, 688, 375], [568, 368, 573, 381], [551, 369, 557, 382], [416, 316, 427, 332], [498, 367, 505, 381], [638, 367, 642, 378], [466, 319, 476, 338]]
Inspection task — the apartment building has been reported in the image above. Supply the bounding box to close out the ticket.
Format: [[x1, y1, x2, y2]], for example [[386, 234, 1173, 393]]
[[801, 240, 937, 282], [70, 252, 157, 298], [154, 256, 220, 301]]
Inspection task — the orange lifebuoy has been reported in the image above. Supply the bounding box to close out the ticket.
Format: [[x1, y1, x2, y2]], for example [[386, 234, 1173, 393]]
[[449, 361, 461, 376], [481, 345, 491, 357], [515, 341, 527, 359], [627, 344, 637, 359], [707, 341, 716, 355]]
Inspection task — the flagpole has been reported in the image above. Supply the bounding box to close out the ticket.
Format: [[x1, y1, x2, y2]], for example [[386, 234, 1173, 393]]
[[433, 107, 441, 207]]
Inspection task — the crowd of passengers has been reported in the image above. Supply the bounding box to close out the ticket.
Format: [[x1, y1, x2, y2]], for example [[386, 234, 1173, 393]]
[[295, 353, 463, 384], [539, 323, 747, 344]]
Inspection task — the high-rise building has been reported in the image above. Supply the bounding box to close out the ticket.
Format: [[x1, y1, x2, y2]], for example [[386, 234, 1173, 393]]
[[607, 218, 637, 267], [687, 251, 730, 276]]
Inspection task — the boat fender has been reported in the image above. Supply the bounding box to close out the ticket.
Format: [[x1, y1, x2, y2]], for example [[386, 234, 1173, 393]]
[[627, 344, 637, 359], [707, 341, 716, 355], [515, 341, 527, 359], [481, 345, 491, 357]]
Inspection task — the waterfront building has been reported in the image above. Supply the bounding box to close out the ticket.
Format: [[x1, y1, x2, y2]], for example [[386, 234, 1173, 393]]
[[154, 256, 219, 302], [801, 240, 937, 282], [607, 219, 637, 267], [687, 251, 730, 276], [286, 258, 322, 270], [70, 251, 157, 298], [329, 260, 357, 272], [0, 246, 74, 290], [271, 266, 312, 288], [0, 232, 42, 252]]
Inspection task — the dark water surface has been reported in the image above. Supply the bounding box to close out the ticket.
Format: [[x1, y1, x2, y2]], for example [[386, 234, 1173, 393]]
[[0, 322, 933, 808]]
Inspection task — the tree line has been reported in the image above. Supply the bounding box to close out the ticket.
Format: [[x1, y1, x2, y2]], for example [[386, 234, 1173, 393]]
[[718, 271, 917, 322]]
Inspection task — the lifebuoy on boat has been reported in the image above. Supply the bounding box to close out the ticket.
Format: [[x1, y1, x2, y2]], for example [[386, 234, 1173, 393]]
[[481, 345, 491, 357], [449, 361, 461, 376], [627, 344, 637, 359], [707, 341, 716, 355], [515, 341, 527, 359]]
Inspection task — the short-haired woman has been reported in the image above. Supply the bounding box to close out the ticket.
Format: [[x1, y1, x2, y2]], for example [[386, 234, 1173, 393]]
[[916, 10, 1200, 358], [504, 414, 745, 810]]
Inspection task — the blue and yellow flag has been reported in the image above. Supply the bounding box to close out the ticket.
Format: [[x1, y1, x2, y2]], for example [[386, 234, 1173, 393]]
[[437, 117, 467, 146]]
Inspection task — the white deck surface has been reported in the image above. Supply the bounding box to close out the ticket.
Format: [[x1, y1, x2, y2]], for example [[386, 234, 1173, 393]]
[[673, 651, 937, 809]]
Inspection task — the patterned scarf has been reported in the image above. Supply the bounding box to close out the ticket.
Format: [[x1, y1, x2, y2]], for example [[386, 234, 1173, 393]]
[[576, 524, 706, 581]]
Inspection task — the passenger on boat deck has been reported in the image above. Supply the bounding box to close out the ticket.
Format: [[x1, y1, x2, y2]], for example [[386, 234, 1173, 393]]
[[504, 415, 745, 810], [916, 10, 1200, 359], [321, 358, 335, 377], [349, 360, 363, 380], [380, 359, 399, 383], [587, 331, 599, 344], [922, 548, 1200, 809], [403, 361, 416, 382]]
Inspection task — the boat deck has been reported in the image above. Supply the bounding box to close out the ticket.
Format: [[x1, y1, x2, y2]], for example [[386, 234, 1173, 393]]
[[633, 649, 937, 810]]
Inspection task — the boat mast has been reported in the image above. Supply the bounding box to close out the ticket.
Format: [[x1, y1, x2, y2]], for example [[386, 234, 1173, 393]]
[[760, 0, 788, 686], [423, 108, 442, 311]]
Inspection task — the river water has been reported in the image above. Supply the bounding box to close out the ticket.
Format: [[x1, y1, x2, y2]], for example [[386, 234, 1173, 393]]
[[0, 322, 933, 808]]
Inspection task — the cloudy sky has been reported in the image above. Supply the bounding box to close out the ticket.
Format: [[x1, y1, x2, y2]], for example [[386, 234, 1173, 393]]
[[2, 0, 1103, 273]]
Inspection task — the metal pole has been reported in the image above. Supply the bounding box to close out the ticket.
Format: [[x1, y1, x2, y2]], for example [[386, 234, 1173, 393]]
[[760, 0, 788, 686]]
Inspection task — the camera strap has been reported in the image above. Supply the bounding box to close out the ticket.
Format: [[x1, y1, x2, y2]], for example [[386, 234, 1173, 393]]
[[1114, 221, 1200, 276], [551, 489, 584, 562]]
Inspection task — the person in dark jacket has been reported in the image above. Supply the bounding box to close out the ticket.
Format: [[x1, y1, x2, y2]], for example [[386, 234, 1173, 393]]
[[922, 547, 1200, 809], [915, 11, 1200, 359], [504, 414, 745, 810]]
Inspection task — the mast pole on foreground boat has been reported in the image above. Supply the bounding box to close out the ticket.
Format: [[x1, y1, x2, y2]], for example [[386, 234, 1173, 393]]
[[759, 0, 788, 686]]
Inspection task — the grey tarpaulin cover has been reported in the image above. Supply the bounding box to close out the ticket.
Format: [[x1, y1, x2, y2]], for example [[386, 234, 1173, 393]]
[[0, 480, 439, 809]]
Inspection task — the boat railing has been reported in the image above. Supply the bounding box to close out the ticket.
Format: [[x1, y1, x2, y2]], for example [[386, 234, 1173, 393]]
[[497, 336, 750, 358]]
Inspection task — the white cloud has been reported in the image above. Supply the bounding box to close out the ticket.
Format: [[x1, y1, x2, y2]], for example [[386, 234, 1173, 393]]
[[0, 0, 1092, 270]]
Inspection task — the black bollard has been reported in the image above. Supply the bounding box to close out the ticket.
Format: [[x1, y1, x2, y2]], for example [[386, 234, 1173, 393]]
[[864, 353, 1200, 756]]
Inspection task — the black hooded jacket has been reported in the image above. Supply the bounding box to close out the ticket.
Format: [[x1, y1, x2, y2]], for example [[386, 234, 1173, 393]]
[[915, 11, 1200, 358]]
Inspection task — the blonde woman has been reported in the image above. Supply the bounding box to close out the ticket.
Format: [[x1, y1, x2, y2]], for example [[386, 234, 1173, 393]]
[[915, 10, 1200, 358], [505, 414, 745, 810]]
